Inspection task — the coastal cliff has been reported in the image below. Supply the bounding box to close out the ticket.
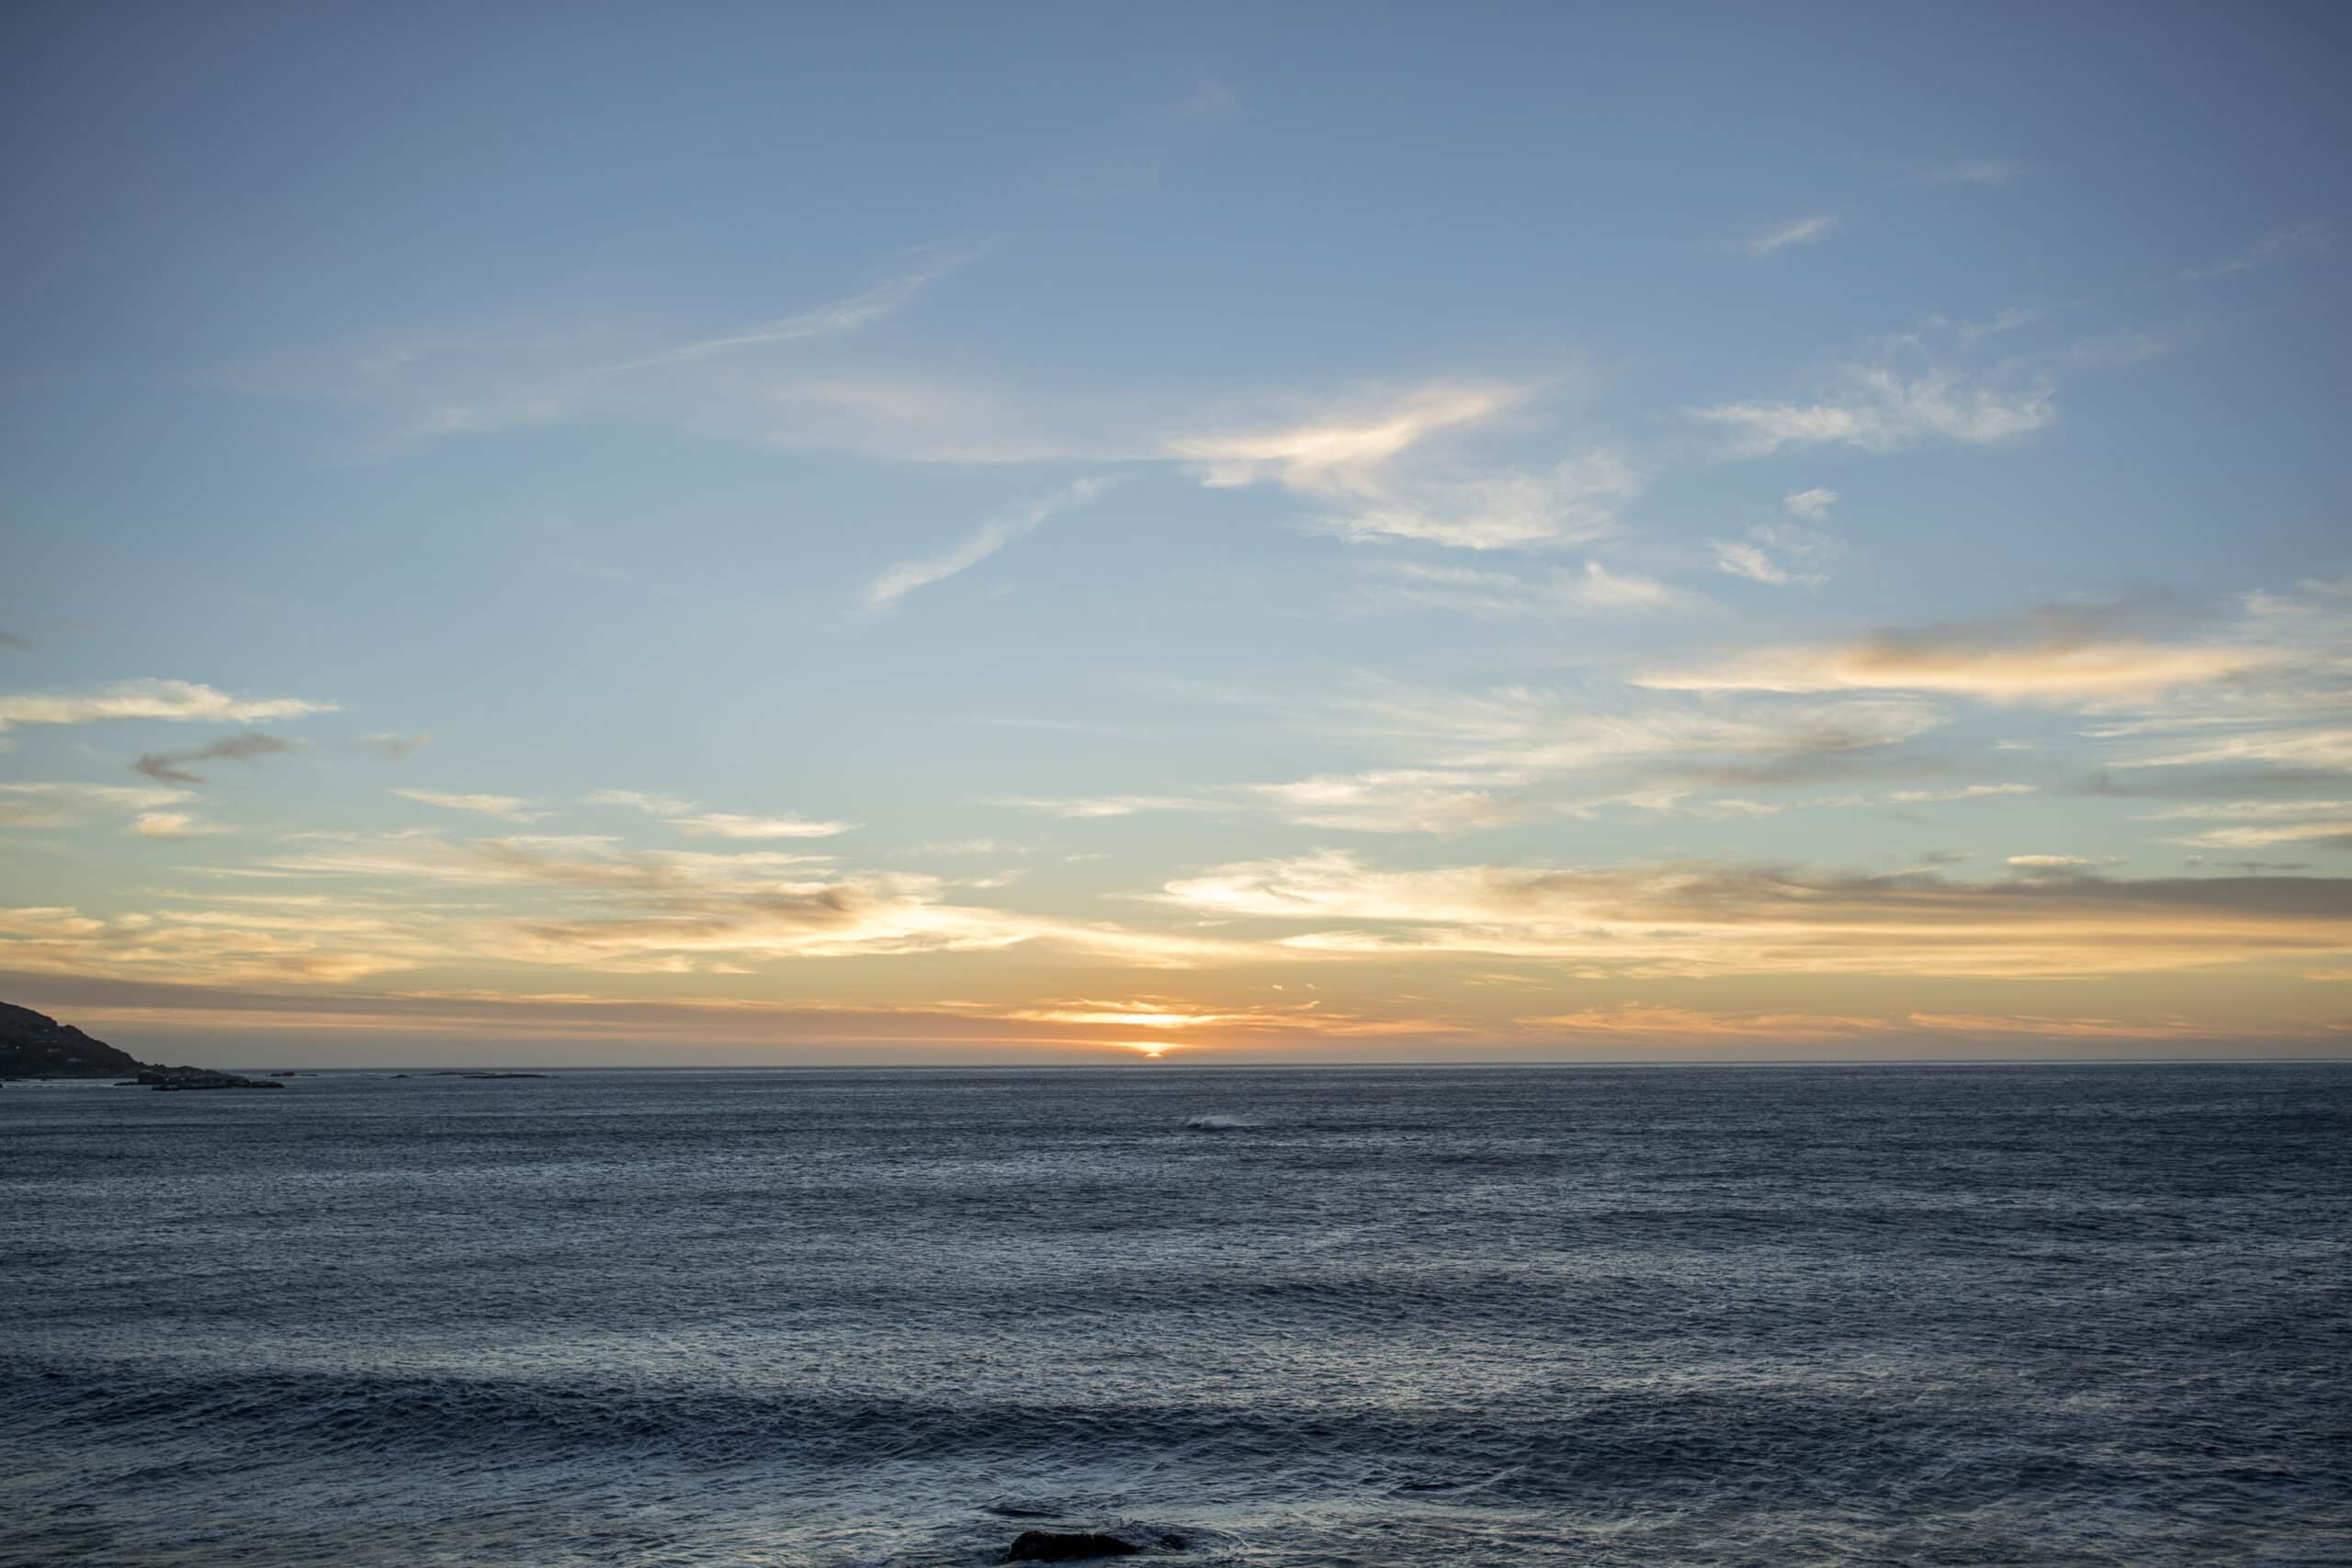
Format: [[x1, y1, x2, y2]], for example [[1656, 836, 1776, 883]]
[[0, 1001, 280, 1089], [0, 1000, 144, 1078]]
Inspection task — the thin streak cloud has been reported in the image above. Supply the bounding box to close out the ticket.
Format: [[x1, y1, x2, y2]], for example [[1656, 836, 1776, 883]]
[[1740, 214, 1842, 256], [0, 680, 334, 734], [865, 477, 1115, 609]]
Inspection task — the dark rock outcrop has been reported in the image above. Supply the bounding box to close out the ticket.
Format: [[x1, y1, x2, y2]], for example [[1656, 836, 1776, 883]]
[[2, 1000, 280, 1089], [0, 1001, 144, 1079], [1001, 1531, 1142, 1562], [136, 1066, 284, 1091]]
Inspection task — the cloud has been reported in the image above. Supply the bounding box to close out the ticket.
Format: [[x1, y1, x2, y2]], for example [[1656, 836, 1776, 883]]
[[2143, 799, 2352, 821], [668, 812, 854, 840], [1783, 488, 1838, 519], [1357, 558, 1688, 615], [865, 476, 1115, 609], [757, 376, 1093, 465], [1525, 1004, 2232, 1045], [2182, 220, 2330, 281], [582, 790, 852, 838], [1009, 683, 1953, 834], [2119, 729, 2352, 773], [1740, 214, 1841, 257], [1886, 784, 2035, 803], [1008, 772, 1520, 838], [1898, 1012, 2214, 1039], [207, 830, 1257, 975], [0, 902, 424, 986], [0, 630, 31, 650], [2007, 854, 2097, 870], [1639, 601, 2267, 705], [1311, 452, 1642, 550], [356, 732, 430, 760], [1242, 770, 1532, 835], [1320, 681, 1950, 812], [129, 812, 230, 839], [1171, 383, 1519, 493], [2159, 805, 2352, 850], [594, 247, 980, 373], [0, 782, 190, 829], [1004, 774, 1526, 837], [1156, 850, 2352, 978], [1711, 524, 1834, 587], [584, 789, 699, 816], [323, 249, 987, 451], [1533, 1005, 1885, 1041], [1001, 793, 1215, 820], [134, 730, 301, 784], [1694, 366, 2054, 457], [1169, 383, 1638, 551], [391, 788, 546, 822], [0, 679, 334, 734]]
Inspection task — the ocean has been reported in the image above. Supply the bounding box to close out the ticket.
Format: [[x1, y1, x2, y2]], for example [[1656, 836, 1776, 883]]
[[3, 1063, 2347, 1567]]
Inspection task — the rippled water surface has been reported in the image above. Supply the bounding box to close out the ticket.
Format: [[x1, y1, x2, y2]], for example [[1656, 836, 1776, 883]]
[[4, 1064, 2348, 1567]]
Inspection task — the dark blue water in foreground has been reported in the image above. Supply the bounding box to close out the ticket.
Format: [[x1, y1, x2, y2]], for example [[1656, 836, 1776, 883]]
[[4, 1065, 2349, 1567]]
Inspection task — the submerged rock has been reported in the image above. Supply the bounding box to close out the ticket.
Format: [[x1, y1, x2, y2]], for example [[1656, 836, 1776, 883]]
[[982, 1499, 1064, 1518], [1001, 1530, 1142, 1562]]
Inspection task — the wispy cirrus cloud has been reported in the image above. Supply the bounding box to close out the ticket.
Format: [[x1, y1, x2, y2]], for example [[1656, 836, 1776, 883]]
[[2144, 799, 2352, 850], [1693, 364, 2056, 457], [1170, 382, 1520, 493], [1711, 525, 1834, 587], [1638, 600, 2267, 705], [311, 248, 987, 451], [1354, 558, 1689, 615], [670, 812, 854, 840], [583, 789, 852, 839], [1739, 213, 1841, 257], [1885, 784, 2035, 804], [2119, 729, 2352, 773], [582, 789, 698, 816], [0, 782, 190, 830], [865, 477, 1115, 609], [1170, 382, 1641, 551], [2182, 220, 2330, 281], [0, 679, 334, 735], [1007, 681, 1952, 833], [1156, 849, 2352, 978], [594, 246, 982, 374], [391, 788, 547, 822], [166, 830, 1259, 976]]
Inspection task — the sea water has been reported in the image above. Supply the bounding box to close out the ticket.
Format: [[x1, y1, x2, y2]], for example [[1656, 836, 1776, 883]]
[[3, 1064, 2347, 1566]]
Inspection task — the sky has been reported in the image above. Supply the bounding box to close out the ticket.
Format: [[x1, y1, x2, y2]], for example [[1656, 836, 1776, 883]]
[[2, 2, 2348, 1065]]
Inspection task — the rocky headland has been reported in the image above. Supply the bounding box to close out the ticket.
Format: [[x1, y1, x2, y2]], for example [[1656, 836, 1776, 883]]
[[0, 1001, 282, 1090]]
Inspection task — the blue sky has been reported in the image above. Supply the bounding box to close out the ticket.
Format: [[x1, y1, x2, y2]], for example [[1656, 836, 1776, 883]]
[[2, 2, 2347, 1063]]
